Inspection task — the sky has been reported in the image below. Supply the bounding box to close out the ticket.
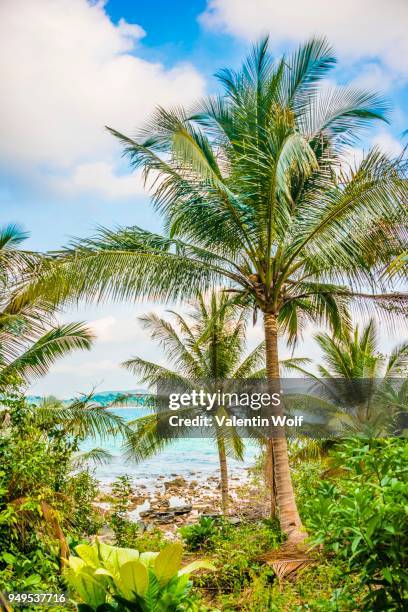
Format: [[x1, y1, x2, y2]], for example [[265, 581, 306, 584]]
[[0, 0, 407, 397]]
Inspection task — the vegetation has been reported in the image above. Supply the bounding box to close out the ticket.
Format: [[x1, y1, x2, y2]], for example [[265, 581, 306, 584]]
[[305, 438, 408, 610], [1, 36, 407, 611], [24, 38, 408, 541], [180, 517, 220, 551], [64, 541, 214, 611], [109, 475, 140, 548], [3, 410, 406, 609]]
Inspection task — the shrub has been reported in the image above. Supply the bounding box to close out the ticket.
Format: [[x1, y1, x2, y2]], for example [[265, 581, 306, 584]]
[[305, 438, 408, 610], [109, 475, 140, 548], [180, 517, 219, 551], [64, 470, 102, 537]]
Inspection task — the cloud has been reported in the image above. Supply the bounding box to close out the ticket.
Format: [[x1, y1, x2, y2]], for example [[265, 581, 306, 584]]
[[49, 161, 145, 198], [0, 0, 205, 195], [200, 0, 408, 75], [51, 358, 120, 376], [88, 315, 144, 343], [372, 131, 404, 157]]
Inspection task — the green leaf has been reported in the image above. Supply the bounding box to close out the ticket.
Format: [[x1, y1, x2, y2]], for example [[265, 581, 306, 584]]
[[117, 560, 149, 599], [351, 535, 361, 553], [382, 567, 393, 584], [139, 551, 159, 567], [76, 543, 100, 568], [97, 542, 140, 580], [2, 552, 16, 564], [68, 556, 87, 574], [153, 543, 183, 586], [65, 567, 107, 609], [178, 559, 216, 576], [24, 574, 41, 586]]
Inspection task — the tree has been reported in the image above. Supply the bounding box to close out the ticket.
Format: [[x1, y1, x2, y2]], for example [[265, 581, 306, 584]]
[[0, 224, 94, 390], [22, 39, 408, 542], [293, 319, 408, 436], [124, 292, 272, 515]]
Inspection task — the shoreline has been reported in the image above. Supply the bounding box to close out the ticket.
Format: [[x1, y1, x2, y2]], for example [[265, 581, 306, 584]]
[[93, 468, 266, 540]]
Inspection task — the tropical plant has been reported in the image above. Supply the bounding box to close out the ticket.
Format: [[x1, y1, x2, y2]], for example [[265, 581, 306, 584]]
[[305, 438, 408, 609], [126, 292, 264, 515], [64, 540, 215, 611], [0, 385, 130, 587], [22, 39, 408, 542], [0, 224, 94, 390], [109, 475, 140, 547], [124, 291, 304, 515], [293, 319, 408, 436], [180, 517, 219, 551]]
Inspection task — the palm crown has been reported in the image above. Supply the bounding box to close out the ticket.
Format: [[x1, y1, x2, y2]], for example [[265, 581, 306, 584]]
[[294, 320, 408, 438], [0, 225, 94, 389]]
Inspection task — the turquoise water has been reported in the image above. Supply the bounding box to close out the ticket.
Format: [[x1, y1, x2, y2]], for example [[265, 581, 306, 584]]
[[81, 408, 258, 486]]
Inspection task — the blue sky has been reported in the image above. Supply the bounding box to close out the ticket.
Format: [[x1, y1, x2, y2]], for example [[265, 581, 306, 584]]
[[0, 0, 407, 396]]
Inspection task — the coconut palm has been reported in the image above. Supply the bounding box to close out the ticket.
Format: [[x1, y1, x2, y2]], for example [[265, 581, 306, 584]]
[[0, 225, 95, 390], [125, 292, 258, 514], [124, 292, 306, 514], [295, 319, 407, 433], [22, 39, 408, 541]]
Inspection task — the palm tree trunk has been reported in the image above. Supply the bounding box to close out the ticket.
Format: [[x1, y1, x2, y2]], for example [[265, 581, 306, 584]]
[[264, 438, 276, 516], [217, 436, 229, 515], [263, 311, 304, 541]]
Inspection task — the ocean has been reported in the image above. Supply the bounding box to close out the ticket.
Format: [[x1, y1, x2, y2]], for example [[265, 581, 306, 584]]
[[80, 407, 258, 487]]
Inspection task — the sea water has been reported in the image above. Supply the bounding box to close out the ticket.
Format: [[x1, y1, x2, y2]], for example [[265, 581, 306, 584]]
[[80, 407, 258, 487]]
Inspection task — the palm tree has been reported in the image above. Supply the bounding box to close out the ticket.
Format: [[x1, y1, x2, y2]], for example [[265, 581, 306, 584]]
[[295, 319, 408, 433], [123, 292, 267, 515], [0, 224, 94, 390], [22, 39, 408, 542]]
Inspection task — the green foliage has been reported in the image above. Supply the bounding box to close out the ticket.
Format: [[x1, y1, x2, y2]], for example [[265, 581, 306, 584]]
[[0, 391, 118, 593], [109, 475, 140, 547], [65, 471, 103, 537], [65, 540, 215, 611], [194, 520, 281, 598], [32, 38, 407, 343], [180, 517, 220, 551], [304, 438, 408, 609]]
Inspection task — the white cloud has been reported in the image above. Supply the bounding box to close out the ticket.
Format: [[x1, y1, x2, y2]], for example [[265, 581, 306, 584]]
[[51, 358, 120, 376], [88, 315, 143, 343], [372, 131, 404, 157], [200, 0, 408, 75], [49, 161, 145, 198], [0, 0, 205, 196]]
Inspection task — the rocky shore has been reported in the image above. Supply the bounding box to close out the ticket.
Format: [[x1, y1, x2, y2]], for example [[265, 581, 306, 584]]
[[94, 469, 267, 540]]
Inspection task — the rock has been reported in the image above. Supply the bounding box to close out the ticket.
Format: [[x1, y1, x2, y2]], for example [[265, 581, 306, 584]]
[[95, 526, 115, 544], [139, 510, 154, 518], [201, 513, 222, 520], [164, 477, 187, 490], [154, 513, 174, 524], [189, 480, 198, 487], [172, 505, 192, 515]]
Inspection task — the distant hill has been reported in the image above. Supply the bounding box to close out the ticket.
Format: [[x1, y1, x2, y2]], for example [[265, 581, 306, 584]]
[[27, 388, 150, 407]]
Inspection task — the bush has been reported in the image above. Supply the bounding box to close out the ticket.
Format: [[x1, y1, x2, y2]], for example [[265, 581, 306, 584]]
[[64, 470, 102, 537], [180, 517, 220, 551], [194, 520, 282, 598], [304, 438, 408, 610]]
